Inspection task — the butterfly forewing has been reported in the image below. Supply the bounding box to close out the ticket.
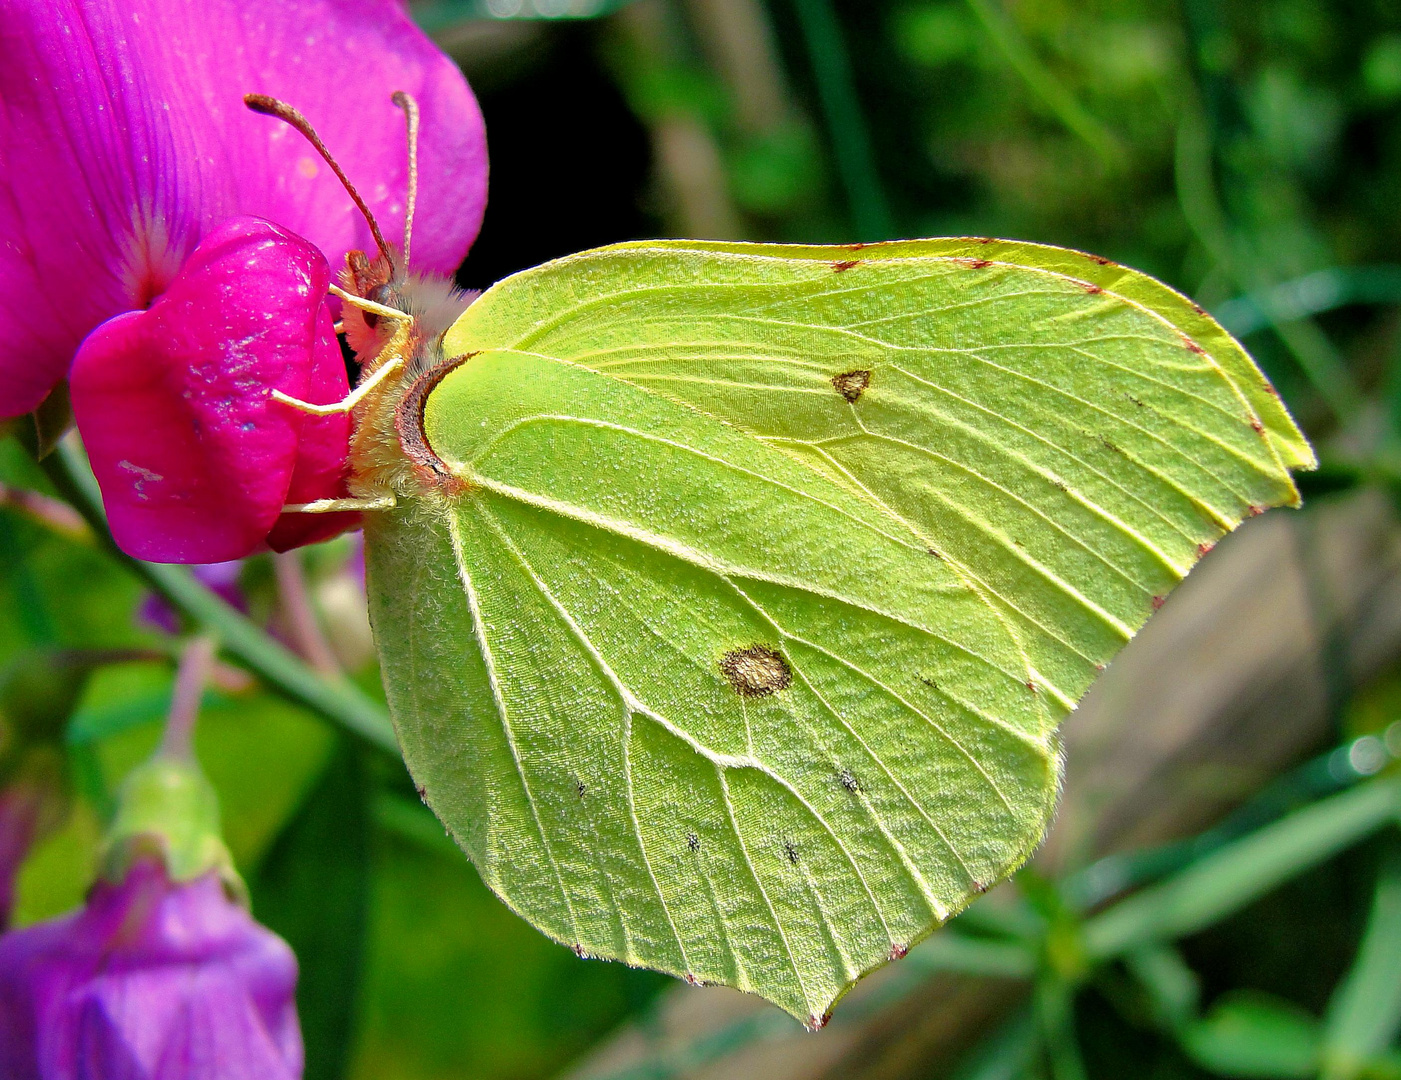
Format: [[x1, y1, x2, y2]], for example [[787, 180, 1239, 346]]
[[365, 240, 1309, 1022], [442, 239, 1307, 712]]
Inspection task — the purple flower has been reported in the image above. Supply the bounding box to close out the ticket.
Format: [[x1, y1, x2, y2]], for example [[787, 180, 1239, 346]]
[[0, 0, 488, 562], [0, 858, 301, 1080]]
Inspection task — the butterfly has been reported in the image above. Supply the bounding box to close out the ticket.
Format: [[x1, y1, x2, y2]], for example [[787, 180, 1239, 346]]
[[254, 92, 1312, 1026]]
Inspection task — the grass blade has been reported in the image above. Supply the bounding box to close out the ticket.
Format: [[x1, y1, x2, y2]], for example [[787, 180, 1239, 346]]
[[1083, 780, 1401, 959], [1322, 847, 1401, 1079]]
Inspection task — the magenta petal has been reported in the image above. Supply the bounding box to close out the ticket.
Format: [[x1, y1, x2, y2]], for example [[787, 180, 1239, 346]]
[[0, 0, 487, 417], [0, 860, 302, 1080], [70, 217, 336, 564]]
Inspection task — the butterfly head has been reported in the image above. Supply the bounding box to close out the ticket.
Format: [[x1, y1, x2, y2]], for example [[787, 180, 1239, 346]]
[[243, 91, 472, 382], [244, 90, 476, 499], [339, 245, 472, 381]]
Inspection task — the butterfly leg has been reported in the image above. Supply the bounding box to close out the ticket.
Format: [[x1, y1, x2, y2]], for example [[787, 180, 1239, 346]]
[[329, 284, 412, 324], [282, 494, 397, 513], [272, 357, 404, 416]]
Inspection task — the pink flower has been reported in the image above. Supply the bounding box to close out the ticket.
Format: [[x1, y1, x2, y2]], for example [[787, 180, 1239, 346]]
[[0, 859, 302, 1080], [0, 0, 487, 562]]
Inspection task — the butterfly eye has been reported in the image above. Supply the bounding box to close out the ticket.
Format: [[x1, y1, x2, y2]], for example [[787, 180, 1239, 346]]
[[362, 283, 395, 329]]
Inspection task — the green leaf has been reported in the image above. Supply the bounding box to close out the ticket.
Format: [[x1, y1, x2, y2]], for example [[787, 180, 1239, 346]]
[[1083, 779, 1401, 960], [950, 1007, 1040, 1080], [365, 239, 1310, 1022], [251, 741, 370, 1080], [1126, 944, 1202, 1031], [1181, 992, 1321, 1079], [350, 826, 668, 1080], [1322, 850, 1401, 1080]]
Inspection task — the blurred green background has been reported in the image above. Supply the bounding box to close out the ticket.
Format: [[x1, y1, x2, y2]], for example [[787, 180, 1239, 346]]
[[5, 1, 1401, 1078]]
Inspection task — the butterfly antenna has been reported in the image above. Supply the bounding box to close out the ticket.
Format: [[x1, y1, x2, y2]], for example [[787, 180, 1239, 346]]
[[391, 91, 420, 273], [244, 93, 397, 277]]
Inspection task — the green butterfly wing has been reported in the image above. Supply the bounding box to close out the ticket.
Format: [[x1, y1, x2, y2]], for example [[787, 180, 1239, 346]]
[[363, 239, 1311, 1023]]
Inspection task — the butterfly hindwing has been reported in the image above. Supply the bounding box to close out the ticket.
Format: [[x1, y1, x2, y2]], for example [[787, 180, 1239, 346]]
[[368, 349, 1056, 1023]]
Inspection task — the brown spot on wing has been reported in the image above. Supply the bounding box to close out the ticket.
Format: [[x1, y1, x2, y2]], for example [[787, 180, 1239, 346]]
[[830, 259, 861, 272], [720, 645, 792, 697], [833, 369, 871, 403]]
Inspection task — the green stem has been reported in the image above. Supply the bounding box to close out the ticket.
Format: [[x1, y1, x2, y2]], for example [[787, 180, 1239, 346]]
[[39, 441, 398, 756], [790, 0, 893, 240], [964, 0, 1122, 167], [1174, 78, 1363, 425], [1037, 979, 1089, 1080]]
